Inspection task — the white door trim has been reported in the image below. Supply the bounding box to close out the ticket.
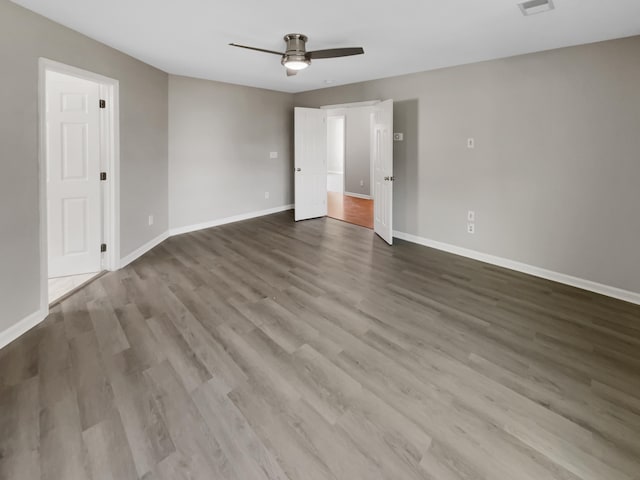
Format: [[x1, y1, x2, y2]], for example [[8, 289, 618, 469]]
[[38, 58, 120, 313], [321, 100, 380, 109], [369, 111, 375, 200]]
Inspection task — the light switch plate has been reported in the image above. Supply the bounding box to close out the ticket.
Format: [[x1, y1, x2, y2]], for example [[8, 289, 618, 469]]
[[269, 152, 278, 159], [467, 138, 475, 149], [393, 133, 404, 141]]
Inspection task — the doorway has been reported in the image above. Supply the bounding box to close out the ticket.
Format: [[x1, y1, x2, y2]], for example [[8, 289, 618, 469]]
[[294, 100, 393, 243], [326, 110, 374, 229], [39, 59, 120, 306]]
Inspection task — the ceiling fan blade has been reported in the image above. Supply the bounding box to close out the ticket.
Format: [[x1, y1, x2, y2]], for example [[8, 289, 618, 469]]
[[286, 69, 298, 77], [306, 47, 364, 59], [229, 43, 284, 56]]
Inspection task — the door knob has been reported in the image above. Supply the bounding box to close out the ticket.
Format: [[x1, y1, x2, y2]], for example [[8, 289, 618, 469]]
[[384, 176, 389, 181], [295, 168, 302, 172]]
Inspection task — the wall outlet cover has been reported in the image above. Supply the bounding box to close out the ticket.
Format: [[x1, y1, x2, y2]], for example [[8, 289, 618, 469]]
[[467, 223, 475, 234], [265, 191, 270, 199], [467, 138, 475, 149]]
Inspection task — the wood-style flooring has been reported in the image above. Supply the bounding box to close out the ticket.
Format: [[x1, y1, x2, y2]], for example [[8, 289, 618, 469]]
[[327, 191, 373, 229], [1, 211, 640, 480]]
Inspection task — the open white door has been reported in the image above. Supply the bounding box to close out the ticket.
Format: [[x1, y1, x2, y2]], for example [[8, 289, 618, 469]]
[[294, 107, 327, 221], [373, 100, 394, 244], [47, 72, 102, 277]]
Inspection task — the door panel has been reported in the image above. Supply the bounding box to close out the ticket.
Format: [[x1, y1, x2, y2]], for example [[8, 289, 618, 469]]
[[62, 198, 88, 254], [61, 92, 88, 112], [47, 72, 102, 278], [295, 107, 327, 221], [61, 123, 89, 180], [373, 100, 394, 244]]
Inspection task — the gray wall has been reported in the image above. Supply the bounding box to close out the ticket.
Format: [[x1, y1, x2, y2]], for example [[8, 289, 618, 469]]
[[295, 36, 640, 294], [168, 75, 294, 230], [326, 116, 345, 174], [0, 0, 168, 331], [345, 107, 372, 197], [327, 107, 372, 196]]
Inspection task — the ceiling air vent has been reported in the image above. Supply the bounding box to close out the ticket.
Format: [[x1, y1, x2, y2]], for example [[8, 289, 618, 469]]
[[518, 0, 555, 16]]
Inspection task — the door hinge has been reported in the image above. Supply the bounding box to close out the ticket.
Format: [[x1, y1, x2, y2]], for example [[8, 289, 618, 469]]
[[101, 243, 107, 253], [100, 172, 107, 181], [99, 99, 106, 109]]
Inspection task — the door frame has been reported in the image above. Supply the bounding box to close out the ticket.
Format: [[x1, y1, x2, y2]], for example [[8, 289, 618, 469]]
[[38, 58, 120, 312], [324, 103, 378, 200], [369, 111, 375, 202], [320, 100, 380, 110]]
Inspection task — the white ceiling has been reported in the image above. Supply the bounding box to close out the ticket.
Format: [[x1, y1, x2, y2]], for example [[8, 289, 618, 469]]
[[12, 0, 640, 93]]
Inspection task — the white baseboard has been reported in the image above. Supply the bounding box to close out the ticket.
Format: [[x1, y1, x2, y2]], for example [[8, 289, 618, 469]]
[[169, 204, 294, 236], [344, 192, 372, 200], [0, 307, 48, 350], [119, 205, 294, 267], [393, 231, 640, 306], [119, 231, 170, 268]]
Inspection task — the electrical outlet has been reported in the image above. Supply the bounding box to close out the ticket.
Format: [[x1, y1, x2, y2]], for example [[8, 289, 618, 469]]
[[148, 215, 154, 226], [265, 191, 270, 200], [467, 223, 475, 234], [360, 180, 364, 187], [467, 210, 475, 222], [393, 133, 404, 141], [467, 138, 475, 149], [269, 152, 278, 159]]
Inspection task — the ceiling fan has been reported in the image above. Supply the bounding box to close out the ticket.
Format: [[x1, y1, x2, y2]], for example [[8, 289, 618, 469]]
[[229, 34, 364, 77]]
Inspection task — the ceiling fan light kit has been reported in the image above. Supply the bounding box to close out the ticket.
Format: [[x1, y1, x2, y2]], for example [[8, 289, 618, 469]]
[[282, 58, 310, 70], [282, 58, 310, 71], [230, 33, 364, 77]]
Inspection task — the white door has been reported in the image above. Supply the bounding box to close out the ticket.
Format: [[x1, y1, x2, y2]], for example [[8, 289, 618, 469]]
[[46, 71, 102, 277], [373, 100, 394, 245], [295, 107, 327, 221]]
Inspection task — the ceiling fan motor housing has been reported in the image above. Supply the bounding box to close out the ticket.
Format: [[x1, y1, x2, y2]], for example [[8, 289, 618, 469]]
[[284, 33, 308, 54], [282, 33, 310, 67]]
